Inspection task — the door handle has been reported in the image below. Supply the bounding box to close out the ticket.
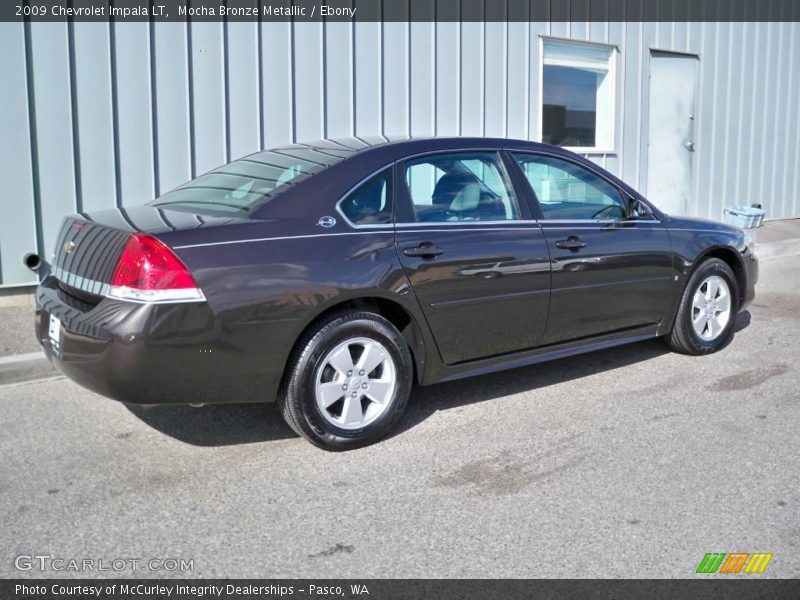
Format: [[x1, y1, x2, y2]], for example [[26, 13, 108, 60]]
[[555, 237, 587, 251], [403, 243, 444, 258], [684, 141, 696, 152]]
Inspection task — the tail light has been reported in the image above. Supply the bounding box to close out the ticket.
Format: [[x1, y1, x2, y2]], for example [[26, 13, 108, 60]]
[[107, 233, 205, 303]]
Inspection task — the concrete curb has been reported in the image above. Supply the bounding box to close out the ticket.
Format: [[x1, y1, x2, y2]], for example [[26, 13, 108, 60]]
[[755, 238, 800, 260], [0, 351, 57, 387]]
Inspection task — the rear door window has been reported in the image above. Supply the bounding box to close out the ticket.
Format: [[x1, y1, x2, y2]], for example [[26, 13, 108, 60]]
[[401, 152, 520, 223], [338, 169, 393, 225]]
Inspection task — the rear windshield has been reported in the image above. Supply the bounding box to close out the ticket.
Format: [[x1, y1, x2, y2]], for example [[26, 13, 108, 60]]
[[150, 147, 349, 213]]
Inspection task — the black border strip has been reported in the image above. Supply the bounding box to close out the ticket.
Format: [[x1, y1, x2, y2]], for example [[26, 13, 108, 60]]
[[5, 0, 800, 23], [4, 579, 800, 600]]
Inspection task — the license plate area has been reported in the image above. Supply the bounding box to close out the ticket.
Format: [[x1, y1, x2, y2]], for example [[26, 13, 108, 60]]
[[48, 313, 62, 356]]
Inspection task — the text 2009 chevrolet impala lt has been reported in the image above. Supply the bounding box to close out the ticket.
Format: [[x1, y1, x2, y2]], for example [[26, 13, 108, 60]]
[[34, 137, 757, 450]]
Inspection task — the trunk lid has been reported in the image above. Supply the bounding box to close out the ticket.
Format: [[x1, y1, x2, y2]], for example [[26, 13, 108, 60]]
[[50, 206, 249, 298]]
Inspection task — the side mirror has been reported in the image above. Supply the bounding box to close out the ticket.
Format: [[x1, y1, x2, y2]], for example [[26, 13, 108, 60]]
[[627, 198, 654, 220]]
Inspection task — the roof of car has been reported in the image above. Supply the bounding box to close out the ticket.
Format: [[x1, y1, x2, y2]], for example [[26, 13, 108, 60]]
[[270, 135, 551, 158], [248, 136, 644, 220]]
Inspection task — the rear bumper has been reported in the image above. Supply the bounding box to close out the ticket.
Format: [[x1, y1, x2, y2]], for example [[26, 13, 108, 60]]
[[35, 276, 274, 405]]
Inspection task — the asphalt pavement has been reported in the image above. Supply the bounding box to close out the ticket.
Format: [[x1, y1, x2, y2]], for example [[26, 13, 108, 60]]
[[1, 254, 798, 579]]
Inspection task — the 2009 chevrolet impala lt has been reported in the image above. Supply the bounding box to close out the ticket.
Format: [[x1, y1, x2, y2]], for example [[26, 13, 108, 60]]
[[33, 137, 757, 450]]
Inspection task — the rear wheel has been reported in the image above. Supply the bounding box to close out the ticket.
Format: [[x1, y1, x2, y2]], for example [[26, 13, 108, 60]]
[[279, 311, 413, 451], [666, 258, 738, 355]]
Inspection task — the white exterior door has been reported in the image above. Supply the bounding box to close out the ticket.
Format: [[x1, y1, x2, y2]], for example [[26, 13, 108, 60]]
[[646, 51, 699, 216]]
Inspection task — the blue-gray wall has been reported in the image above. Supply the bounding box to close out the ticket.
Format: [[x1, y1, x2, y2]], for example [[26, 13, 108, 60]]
[[1, 18, 799, 287]]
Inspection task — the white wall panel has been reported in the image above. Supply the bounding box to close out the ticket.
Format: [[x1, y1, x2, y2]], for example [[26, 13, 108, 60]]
[[190, 22, 226, 175], [506, 19, 529, 140], [409, 19, 435, 137], [434, 18, 459, 136], [261, 21, 293, 147], [782, 22, 800, 219], [293, 22, 325, 141], [152, 23, 192, 192], [325, 21, 355, 139], [383, 21, 410, 136], [113, 23, 154, 205], [227, 21, 261, 161], [459, 20, 483, 136], [484, 20, 508, 137], [354, 17, 382, 137], [72, 22, 116, 212], [28, 23, 77, 259], [0, 23, 38, 286]]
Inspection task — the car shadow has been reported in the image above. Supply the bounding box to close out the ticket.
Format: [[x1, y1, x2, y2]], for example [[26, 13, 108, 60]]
[[734, 309, 751, 332], [393, 338, 671, 438], [394, 309, 752, 438], [126, 311, 751, 447], [125, 402, 298, 446]]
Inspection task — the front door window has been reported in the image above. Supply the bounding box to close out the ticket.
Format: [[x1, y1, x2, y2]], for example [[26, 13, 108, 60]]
[[512, 153, 627, 221]]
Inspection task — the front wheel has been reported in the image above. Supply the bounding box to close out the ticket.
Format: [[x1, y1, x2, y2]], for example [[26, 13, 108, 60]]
[[279, 311, 413, 451], [666, 258, 739, 355]]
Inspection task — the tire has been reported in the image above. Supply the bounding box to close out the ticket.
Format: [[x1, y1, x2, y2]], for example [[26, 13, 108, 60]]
[[278, 311, 413, 451], [665, 257, 739, 355]]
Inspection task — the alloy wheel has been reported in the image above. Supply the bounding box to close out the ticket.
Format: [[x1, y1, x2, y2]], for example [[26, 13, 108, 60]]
[[691, 275, 732, 341], [314, 337, 397, 430]]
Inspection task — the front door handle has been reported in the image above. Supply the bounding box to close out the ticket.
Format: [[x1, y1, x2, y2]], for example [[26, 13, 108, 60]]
[[555, 236, 587, 251], [403, 243, 444, 258]]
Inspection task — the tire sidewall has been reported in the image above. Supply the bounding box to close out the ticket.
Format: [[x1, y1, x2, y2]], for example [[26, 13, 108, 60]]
[[682, 259, 739, 352], [291, 314, 412, 449]]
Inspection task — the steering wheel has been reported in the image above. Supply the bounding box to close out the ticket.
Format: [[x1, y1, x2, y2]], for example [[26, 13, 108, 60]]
[[591, 205, 625, 221]]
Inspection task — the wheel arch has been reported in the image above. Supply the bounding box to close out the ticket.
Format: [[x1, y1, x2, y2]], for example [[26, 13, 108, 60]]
[[281, 294, 429, 389], [661, 244, 746, 336], [694, 245, 747, 305]]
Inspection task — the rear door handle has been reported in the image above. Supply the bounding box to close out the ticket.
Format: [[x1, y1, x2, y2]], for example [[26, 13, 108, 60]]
[[403, 243, 444, 258], [555, 237, 587, 250]]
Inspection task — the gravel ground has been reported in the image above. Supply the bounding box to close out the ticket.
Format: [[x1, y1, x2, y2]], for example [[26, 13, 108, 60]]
[[0, 305, 39, 357]]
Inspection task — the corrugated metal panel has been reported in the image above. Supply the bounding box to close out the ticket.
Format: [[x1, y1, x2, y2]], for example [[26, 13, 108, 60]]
[[1, 16, 799, 287], [0, 23, 38, 286]]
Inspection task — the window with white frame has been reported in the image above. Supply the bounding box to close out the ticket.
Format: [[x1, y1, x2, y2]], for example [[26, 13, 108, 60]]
[[541, 39, 616, 151]]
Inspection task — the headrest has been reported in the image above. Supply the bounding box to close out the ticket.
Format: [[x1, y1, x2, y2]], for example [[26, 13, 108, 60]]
[[450, 182, 481, 211], [432, 171, 482, 208]]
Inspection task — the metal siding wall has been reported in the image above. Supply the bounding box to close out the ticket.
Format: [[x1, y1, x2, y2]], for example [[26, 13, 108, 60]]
[[190, 22, 226, 175], [72, 23, 117, 213], [409, 18, 435, 137], [293, 22, 325, 141], [506, 19, 529, 140], [354, 17, 382, 136], [325, 22, 355, 139], [783, 21, 800, 219], [2, 16, 800, 287], [0, 23, 38, 286], [262, 21, 293, 147], [152, 23, 192, 192], [434, 18, 459, 136], [114, 23, 155, 205], [383, 21, 410, 135], [227, 21, 262, 161], [484, 20, 507, 137]]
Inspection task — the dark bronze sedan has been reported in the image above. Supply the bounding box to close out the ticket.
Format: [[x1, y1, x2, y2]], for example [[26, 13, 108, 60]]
[[33, 137, 758, 450]]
